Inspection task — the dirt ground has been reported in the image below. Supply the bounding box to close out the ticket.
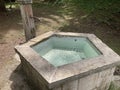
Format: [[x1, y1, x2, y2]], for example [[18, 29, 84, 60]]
[[0, 4, 120, 90]]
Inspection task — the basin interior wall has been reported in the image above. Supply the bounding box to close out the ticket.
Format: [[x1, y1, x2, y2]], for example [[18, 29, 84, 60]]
[[32, 36, 101, 67]]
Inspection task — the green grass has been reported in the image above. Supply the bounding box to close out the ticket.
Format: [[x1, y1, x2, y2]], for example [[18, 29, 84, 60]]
[[109, 82, 120, 90], [50, 0, 120, 24], [53, 0, 120, 13], [5, 3, 19, 9]]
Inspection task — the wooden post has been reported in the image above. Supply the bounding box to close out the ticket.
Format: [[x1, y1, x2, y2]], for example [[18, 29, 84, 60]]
[[18, 0, 36, 41], [0, 0, 6, 12]]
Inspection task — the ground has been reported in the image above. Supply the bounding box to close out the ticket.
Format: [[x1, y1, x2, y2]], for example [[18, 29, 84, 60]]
[[0, 3, 120, 90]]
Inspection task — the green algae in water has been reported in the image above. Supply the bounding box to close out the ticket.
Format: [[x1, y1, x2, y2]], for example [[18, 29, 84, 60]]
[[32, 36, 101, 67]]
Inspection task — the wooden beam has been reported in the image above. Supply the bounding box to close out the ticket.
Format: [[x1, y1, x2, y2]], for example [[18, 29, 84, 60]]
[[0, 0, 6, 12], [20, 4, 36, 41]]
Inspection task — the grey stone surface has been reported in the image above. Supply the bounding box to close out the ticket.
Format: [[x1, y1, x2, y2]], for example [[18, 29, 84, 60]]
[[15, 31, 120, 90]]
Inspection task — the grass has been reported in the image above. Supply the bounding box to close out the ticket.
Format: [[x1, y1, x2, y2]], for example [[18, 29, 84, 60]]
[[53, 0, 120, 13], [5, 3, 19, 9], [48, 0, 120, 26], [109, 82, 120, 90]]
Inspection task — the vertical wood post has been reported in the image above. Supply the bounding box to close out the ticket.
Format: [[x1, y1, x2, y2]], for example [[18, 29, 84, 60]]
[[18, 0, 36, 41], [0, 0, 6, 12]]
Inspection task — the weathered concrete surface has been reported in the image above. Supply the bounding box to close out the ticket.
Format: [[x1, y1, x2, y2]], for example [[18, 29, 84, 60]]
[[20, 56, 115, 90], [15, 32, 120, 90]]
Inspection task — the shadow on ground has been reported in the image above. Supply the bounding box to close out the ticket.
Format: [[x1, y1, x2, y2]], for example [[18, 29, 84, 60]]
[[9, 64, 31, 90]]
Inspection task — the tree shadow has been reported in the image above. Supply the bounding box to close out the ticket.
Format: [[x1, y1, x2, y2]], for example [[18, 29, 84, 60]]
[[9, 64, 31, 90]]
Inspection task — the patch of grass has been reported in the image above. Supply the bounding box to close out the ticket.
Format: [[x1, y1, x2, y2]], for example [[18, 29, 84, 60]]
[[53, 0, 120, 13], [109, 45, 120, 55], [32, 2, 51, 8], [5, 3, 19, 9], [51, 0, 120, 26], [109, 83, 116, 90], [109, 82, 120, 90]]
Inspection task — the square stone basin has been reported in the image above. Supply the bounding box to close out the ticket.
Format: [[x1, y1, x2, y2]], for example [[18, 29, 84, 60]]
[[15, 31, 120, 90]]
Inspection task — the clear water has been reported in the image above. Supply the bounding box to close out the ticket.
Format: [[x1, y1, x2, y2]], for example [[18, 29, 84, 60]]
[[43, 49, 86, 67], [32, 36, 101, 67]]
